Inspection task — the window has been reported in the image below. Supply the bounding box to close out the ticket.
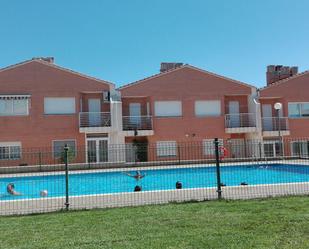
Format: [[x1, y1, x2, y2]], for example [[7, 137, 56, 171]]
[[53, 140, 76, 158], [291, 141, 309, 156], [154, 101, 182, 117], [203, 139, 223, 156], [44, 97, 76, 114], [288, 102, 309, 118], [156, 141, 177, 157], [0, 142, 21, 160], [0, 98, 29, 116], [195, 100, 221, 117]]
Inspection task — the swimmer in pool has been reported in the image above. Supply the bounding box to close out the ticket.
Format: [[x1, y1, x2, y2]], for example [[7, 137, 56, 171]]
[[7, 183, 22, 196], [123, 171, 146, 181]]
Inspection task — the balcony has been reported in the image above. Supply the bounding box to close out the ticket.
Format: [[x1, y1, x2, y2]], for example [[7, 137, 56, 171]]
[[122, 116, 154, 136], [262, 117, 290, 137], [225, 113, 257, 133], [79, 112, 112, 133]]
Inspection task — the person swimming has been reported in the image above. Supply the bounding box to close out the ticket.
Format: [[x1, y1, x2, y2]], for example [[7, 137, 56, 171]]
[[7, 183, 22, 196], [123, 171, 146, 181]]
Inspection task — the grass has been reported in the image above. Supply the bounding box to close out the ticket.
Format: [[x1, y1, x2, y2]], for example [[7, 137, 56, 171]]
[[0, 197, 309, 249]]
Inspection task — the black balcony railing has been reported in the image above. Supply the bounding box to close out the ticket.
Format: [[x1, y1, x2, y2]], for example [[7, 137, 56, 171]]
[[79, 112, 111, 128], [225, 113, 256, 128], [122, 116, 153, 130], [262, 117, 289, 131]]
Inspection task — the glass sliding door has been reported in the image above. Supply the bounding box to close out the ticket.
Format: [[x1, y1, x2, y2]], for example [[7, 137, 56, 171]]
[[87, 140, 97, 163], [99, 140, 108, 162], [263, 140, 281, 157], [87, 138, 108, 163]]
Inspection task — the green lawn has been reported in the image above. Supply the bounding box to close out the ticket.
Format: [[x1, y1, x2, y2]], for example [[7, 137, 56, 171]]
[[1, 197, 309, 249]]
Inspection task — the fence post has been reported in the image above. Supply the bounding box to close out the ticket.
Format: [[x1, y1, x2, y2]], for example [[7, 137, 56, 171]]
[[178, 145, 181, 165], [39, 151, 42, 171], [214, 138, 222, 200], [64, 145, 70, 211]]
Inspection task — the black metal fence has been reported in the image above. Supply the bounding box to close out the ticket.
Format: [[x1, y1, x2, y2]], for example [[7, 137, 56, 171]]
[[0, 138, 309, 215]]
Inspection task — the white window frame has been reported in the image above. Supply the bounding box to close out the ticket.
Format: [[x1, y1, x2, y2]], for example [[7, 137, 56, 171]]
[[0, 142, 22, 160], [290, 141, 309, 156], [44, 97, 76, 115], [154, 101, 182, 117], [0, 98, 29, 116], [156, 141, 177, 157], [203, 139, 223, 156], [52, 139, 77, 159], [263, 140, 281, 158], [288, 102, 309, 118], [195, 100, 221, 117]]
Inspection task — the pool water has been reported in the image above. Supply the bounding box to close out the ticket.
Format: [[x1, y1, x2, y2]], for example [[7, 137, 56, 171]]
[[0, 164, 309, 200]]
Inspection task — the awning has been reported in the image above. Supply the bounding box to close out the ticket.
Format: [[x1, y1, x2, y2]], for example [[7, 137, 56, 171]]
[[0, 94, 31, 99]]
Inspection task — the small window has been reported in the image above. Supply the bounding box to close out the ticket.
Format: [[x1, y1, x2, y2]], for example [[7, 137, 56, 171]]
[[195, 100, 221, 117], [44, 97, 76, 114], [156, 141, 177, 157], [291, 141, 309, 156], [0, 142, 21, 160], [203, 139, 223, 156], [53, 140, 76, 158], [301, 103, 309, 116], [288, 102, 309, 118], [154, 101, 182, 117], [288, 103, 300, 117], [0, 99, 29, 116]]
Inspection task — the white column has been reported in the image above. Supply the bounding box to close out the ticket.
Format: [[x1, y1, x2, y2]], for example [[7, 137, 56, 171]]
[[110, 100, 123, 131], [108, 97, 126, 162], [246, 88, 263, 157]]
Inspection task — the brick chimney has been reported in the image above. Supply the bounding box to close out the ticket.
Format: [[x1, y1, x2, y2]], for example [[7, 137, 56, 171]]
[[32, 57, 55, 63], [266, 65, 298, 85], [160, 62, 183, 73]]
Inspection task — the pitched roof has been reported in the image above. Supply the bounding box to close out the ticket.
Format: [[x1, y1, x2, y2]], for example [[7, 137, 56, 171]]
[[0, 58, 114, 86], [118, 64, 255, 90], [260, 70, 309, 91]]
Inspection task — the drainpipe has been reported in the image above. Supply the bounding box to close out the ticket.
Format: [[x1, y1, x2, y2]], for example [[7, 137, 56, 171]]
[[253, 89, 264, 157]]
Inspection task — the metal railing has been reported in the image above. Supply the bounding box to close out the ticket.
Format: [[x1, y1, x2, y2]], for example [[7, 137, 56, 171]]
[[225, 113, 256, 128], [262, 117, 289, 131], [79, 112, 111, 128], [1, 138, 309, 216], [122, 116, 153, 130]]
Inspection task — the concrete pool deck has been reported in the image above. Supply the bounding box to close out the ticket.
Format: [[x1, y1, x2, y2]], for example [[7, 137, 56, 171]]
[[1, 182, 309, 216]]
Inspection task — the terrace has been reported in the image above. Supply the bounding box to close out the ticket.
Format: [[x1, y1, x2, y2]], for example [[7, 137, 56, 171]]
[[224, 113, 257, 133], [262, 117, 290, 137], [122, 115, 154, 136], [79, 112, 112, 133]]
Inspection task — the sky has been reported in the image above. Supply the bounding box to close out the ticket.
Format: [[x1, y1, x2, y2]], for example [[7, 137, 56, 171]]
[[0, 0, 309, 88]]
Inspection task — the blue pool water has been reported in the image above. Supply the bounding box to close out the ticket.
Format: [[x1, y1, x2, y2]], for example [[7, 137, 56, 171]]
[[0, 164, 309, 200]]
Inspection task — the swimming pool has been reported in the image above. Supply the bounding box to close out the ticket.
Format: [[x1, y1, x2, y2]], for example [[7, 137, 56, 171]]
[[1, 164, 309, 200]]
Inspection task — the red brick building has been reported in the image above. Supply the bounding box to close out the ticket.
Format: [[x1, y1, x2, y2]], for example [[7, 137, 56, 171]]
[[259, 66, 309, 157], [1, 59, 309, 166], [120, 63, 259, 160], [0, 58, 124, 165]]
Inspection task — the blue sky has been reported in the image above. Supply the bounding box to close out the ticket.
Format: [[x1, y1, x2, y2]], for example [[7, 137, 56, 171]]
[[1, 0, 309, 87]]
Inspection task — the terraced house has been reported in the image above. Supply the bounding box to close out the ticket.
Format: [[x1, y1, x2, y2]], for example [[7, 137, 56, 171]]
[[0, 59, 308, 166], [0, 58, 124, 165], [120, 63, 260, 161], [259, 65, 309, 157]]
